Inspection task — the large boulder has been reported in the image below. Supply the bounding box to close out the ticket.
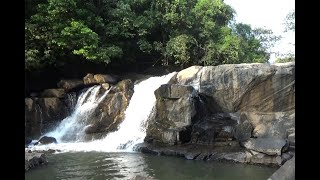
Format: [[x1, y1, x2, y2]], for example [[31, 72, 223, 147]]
[[234, 120, 253, 142], [242, 137, 287, 156], [25, 97, 69, 139], [35, 136, 57, 145], [242, 110, 295, 139], [176, 63, 295, 113], [145, 62, 295, 151], [145, 84, 197, 145], [94, 74, 119, 84], [83, 73, 97, 85], [173, 62, 295, 141], [83, 80, 134, 138], [41, 88, 65, 98], [57, 79, 84, 92]]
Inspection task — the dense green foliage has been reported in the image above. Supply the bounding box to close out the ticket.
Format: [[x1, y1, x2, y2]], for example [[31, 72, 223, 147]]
[[25, 0, 280, 70]]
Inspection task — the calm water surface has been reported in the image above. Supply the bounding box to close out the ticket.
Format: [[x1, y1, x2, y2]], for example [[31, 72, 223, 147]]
[[25, 152, 276, 180]]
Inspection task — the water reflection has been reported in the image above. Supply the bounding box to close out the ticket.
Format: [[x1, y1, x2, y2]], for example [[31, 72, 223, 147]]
[[25, 152, 276, 180]]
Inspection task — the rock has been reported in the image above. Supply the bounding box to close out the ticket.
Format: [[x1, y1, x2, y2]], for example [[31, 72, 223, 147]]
[[41, 89, 65, 98], [146, 84, 197, 145], [83, 80, 134, 139], [190, 121, 215, 145], [131, 175, 155, 180], [25, 152, 48, 171], [176, 66, 203, 86], [174, 63, 295, 140], [268, 156, 295, 180], [142, 63, 294, 166], [184, 152, 201, 160], [243, 111, 295, 139], [154, 84, 197, 99], [25, 137, 32, 146], [249, 152, 281, 165], [216, 126, 234, 141], [177, 63, 295, 112], [36, 136, 57, 145], [209, 152, 248, 163], [101, 83, 110, 90], [234, 120, 253, 142], [57, 79, 84, 91], [83, 73, 97, 85], [242, 138, 287, 156], [94, 74, 119, 84], [281, 153, 293, 165], [25, 97, 69, 138], [288, 133, 295, 146], [190, 113, 237, 145]]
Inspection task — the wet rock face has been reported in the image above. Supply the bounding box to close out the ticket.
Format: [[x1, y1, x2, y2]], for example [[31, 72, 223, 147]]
[[145, 84, 197, 145]]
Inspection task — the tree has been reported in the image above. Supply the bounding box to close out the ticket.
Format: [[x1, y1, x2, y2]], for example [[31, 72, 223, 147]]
[[232, 23, 281, 63], [25, 0, 280, 71], [284, 10, 295, 32]]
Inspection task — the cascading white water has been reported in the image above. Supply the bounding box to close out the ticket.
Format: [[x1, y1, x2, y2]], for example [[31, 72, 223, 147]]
[[27, 72, 177, 153], [44, 85, 110, 142]]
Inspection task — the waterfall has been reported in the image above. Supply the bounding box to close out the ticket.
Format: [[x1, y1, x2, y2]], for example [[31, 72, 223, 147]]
[[27, 72, 177, 153], [44, 85, 110, 142]]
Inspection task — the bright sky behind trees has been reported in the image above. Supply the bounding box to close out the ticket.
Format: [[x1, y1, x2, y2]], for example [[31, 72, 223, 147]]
[[224, 0, 295, 63]]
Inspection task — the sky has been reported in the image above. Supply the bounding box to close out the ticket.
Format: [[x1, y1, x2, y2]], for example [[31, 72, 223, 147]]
[[224, 0, 295, 63]]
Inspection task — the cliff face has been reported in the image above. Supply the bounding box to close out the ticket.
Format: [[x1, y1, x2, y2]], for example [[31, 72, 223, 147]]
[[144, 62, 295, 166]]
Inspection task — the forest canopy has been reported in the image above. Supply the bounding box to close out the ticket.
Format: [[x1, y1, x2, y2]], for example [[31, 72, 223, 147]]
[[25, 0, 281, 71]]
